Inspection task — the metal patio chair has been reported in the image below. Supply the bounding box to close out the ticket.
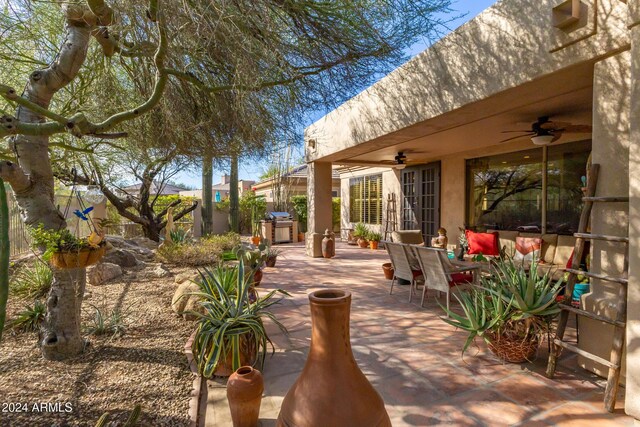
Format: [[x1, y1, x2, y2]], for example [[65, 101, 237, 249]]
[[384, 241, 424, 302]]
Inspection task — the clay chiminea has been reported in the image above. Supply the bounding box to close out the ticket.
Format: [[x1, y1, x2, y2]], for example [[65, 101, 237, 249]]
[[321, 229, 335, 258], [277, 289, 391, 427], [227, 366, 264, 427]]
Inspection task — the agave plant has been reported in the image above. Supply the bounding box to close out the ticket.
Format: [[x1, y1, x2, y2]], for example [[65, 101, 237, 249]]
[[191, 260, 289, 377], [441, 258, 561, 356]]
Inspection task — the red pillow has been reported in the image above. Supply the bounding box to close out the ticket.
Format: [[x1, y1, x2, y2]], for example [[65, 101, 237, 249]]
[[566, 249, 575, 269], [465, 230, 500, 256]]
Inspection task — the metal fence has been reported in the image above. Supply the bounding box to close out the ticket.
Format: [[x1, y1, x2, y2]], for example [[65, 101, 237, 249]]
[[7, 190, 31, 258]]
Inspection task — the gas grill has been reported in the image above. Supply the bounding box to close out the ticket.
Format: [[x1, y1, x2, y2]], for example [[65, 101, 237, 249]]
[[267, 212, 294, 244]]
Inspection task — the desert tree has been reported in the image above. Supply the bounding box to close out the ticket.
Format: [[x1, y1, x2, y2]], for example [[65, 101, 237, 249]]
[[0, 0, 455, 360]]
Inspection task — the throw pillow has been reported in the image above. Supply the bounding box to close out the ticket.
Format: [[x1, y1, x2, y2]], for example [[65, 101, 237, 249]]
[[465, 230, 500, 256], [514, 236, 542, 262]]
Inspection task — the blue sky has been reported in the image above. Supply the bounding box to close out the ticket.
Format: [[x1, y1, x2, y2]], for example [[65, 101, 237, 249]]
[[175, 0, 498, 189]]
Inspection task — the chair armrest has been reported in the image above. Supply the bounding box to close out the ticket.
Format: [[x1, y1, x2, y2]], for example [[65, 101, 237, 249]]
[[450, 265, 481, 273]]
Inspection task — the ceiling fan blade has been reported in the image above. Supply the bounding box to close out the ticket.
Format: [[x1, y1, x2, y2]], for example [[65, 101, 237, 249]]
[[500, 132, 535, 143], [540, 121, 572, 130], [502, 130, 532, 133], [562, 124, 592, 133]]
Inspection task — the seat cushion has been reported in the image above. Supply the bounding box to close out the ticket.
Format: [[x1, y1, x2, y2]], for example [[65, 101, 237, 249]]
[[411, 269, 424, 280], [541, 234, 558, 264], [489, 230, 519, 257], [553, 235, 577, 266], [449, 272, 473, 287], [394, 230, 424, 245], [466, 230, 500, 256]]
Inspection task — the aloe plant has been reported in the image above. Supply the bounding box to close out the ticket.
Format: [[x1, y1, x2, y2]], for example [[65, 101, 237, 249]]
[[191, 260, 289, 377], [441, 259, 561, 355], [0, 179, 8, 341]]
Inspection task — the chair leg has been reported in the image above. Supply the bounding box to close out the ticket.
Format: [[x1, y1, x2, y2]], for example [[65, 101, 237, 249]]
[[409, 280, 414, 303], [421, 284, 428, 307], [390, 277, 395, 295], [446, 292, 451, 317]]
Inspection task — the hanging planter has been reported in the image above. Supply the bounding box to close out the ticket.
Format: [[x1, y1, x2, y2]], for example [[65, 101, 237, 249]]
[[50, 245, 106, 269]]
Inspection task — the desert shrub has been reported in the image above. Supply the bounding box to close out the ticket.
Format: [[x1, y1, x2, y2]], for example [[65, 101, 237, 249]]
[[157, 232, 241, 267], [290, 195, 307, 232], [11, 300, 46, 332], [216, 191, 267, 234], [85, 304, 128, 338], [10, 260, 53, 299]]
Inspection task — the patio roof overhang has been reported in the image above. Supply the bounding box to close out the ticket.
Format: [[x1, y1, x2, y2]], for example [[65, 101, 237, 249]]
[[305, 0, 630, 166]]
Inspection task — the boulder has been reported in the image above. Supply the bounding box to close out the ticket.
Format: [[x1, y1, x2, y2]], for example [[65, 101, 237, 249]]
[[152, 264, 170, 278], [129, 237, 160, 251], [87, 263, 123, 286], [102, 248, 138, 268], [175, 271, 199, 285], [172, 281, 202, 320]]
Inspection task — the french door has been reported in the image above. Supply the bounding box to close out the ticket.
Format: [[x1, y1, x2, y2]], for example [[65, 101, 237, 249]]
[[401, 162, 441, 244]]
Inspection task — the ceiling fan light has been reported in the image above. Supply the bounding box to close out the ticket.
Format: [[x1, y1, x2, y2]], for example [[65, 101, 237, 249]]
[[395, 163, 407, 170], [531, 134, 554, 146]]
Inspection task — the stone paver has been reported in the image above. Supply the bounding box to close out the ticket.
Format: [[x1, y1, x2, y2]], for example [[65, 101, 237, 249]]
[[204, 242, 634, 426]]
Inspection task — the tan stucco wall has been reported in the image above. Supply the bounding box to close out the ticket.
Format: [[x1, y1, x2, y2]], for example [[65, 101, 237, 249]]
[[625, 0, 640, 419], [306, 0, 629, 162], [579, 51, 631, 380]]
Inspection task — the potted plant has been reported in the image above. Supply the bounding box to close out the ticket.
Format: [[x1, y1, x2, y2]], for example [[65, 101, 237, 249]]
[[30, 225, 106, 269], [381, 263, 394, 280], [353, 223, 369, 249], [191, 261, 289, 377], [367, 232, 382, 250], [236, 246, 268, 287], [264, 246, 281, 268], [441, 259, 561, 363]]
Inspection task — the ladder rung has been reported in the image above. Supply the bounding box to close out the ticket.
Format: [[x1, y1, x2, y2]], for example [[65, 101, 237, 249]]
[[573, 233, 629, 243], [582, 196, 629, 203], [553, 339, 619, 369], [565, 268, 628, 285], [559, 304, 626, 327]]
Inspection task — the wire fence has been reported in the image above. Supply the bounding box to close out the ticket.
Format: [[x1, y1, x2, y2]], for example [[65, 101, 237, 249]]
[[7, 190, 31, 258]]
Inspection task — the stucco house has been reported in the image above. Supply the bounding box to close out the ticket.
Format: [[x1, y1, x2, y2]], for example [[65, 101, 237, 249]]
[[253, 164, 340, 202], [179, 174, 255, 200], [303, 0, 640, 419]]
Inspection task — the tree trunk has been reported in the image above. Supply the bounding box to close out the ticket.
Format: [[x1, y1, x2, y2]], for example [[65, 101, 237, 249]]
[[0, 179, 9, 342], [229, 155, 239, 233], [202, 154, 214, 236], [142, 221, 162, 242], [41, 268, 86, 360]]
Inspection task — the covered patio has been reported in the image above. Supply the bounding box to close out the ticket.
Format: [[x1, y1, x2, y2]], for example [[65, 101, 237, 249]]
[[205, 243, 632, 426]]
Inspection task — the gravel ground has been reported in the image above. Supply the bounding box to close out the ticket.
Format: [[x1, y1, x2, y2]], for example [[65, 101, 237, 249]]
[[0, 264, 195, 427]]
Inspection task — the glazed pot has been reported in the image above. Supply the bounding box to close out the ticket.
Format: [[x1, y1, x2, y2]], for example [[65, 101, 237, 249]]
[[265, 256, 277, 268], [250, 236, 261, 245], [227, 366, 264, 427], [369, 241, 379, 250], [277, 289, 391, 427], [382, 263, 394, 280], [253, 269, 263, 287], [357, 239, 368, 249]]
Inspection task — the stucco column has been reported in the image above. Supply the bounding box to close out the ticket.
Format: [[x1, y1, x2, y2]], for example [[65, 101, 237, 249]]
[[625, 0, 640, 419], [306, 161, 332, 257], [579, 51, 630, 380]]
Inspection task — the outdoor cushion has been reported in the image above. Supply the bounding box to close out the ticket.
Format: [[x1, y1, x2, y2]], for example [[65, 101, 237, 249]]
[[514, 236, 542, 262], [489, 230, 518, 257], [553, 235, 576, 266], [449, 272, 473, 287], [393, 230, 424, 245], [541, 234, 558, 264], [466, 230, 500, 256], [412, 269, 424, 280]]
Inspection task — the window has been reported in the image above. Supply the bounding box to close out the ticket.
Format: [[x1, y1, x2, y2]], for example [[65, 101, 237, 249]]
[[466, 140, 591, 235], [349, 174, 383, 224]]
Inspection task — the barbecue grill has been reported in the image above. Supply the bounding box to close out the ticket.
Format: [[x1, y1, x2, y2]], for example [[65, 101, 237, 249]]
[[266, 212, 294, 244]]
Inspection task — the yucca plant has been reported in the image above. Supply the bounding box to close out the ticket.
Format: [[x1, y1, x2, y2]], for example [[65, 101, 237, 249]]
[[197, 265, 239, 298], [11, 300, 46, 332], [191, 260, 289, 377], [169, 228, 191, 245], [10, 261, 53, 299], [441, 258, 562, 360], [352, 222, 369, 239]]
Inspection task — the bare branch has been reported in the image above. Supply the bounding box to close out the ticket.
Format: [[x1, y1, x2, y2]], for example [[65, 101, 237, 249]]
[[0, 161, 30, 193]]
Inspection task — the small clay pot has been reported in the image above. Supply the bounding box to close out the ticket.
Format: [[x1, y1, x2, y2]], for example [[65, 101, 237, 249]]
[[227, 366, 264, 427], [297, 232, 305, 242], [265, 256, 277, 268], [253, 269, 263, 287], [357, 239, 369, 249], [382, 263, 394, 280], [369, 241, 379, 250], [250, 236, 261, 245]]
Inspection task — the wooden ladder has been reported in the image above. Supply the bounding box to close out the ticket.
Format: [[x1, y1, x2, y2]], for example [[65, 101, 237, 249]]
[[546, 163, 629, 413], [383, 193, 397, 242]]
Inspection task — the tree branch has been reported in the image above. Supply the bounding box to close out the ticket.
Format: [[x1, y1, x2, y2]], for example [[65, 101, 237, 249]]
[[0, 161, 31, 193], [155, 198, 181, 222], [159, 201, 198, 229]]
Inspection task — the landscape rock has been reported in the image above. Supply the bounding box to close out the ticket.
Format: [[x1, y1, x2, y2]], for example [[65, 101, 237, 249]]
[[152, 264, 170, 278], [102, 248, 139, 268], [175, 271, 199, 285], [172, 281, 201, 320], [87, 263, 123, 286], [129, 237, 160, 251]]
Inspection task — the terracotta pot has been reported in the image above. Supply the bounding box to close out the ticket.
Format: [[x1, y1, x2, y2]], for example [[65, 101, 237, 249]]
[[382, 263, 394, 280], [227, 366, 264, 427], [297, 232, 305, 242], [250, 236, 261, 245], [357, 238, 369, 249], [252, 269, 263, 287], [277, 289, 391, 427], [213, 335, 257, 377], [369, 241, 379, 250], [322, 229, 335, 258], [50, 246, 105, 269], [265, 256, 277, 268], [487, 333, 539, 363]]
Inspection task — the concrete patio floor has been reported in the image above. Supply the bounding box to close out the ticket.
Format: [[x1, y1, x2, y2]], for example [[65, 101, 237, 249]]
[[204, 242, 633, 426]]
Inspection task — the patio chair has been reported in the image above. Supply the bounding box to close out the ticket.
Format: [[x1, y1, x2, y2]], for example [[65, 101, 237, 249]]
[[384, 241, 424, 302], [414, 246, 481, 312]]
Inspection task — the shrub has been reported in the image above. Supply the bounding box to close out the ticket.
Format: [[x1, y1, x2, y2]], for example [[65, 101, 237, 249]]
[[290, 195, 307, 233], [11, 300, 46, 332], [216, 191, 267, 234], [157, 232, 241, 267], [85, 304, 128, 338], [10, 261, 53, 299]]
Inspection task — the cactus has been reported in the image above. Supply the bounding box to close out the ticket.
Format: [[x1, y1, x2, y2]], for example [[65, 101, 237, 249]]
[[0, 178, 9, 342], [94, 412, 110, 427], [94, 404, 141, 427]]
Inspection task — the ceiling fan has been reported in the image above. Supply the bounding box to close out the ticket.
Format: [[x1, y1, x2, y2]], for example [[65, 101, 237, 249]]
[[394, 152, 408, 169], [500, 116, 592, 145]]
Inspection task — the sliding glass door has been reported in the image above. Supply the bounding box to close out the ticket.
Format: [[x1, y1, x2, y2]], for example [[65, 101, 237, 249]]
[[401, 162, 441, 243]]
